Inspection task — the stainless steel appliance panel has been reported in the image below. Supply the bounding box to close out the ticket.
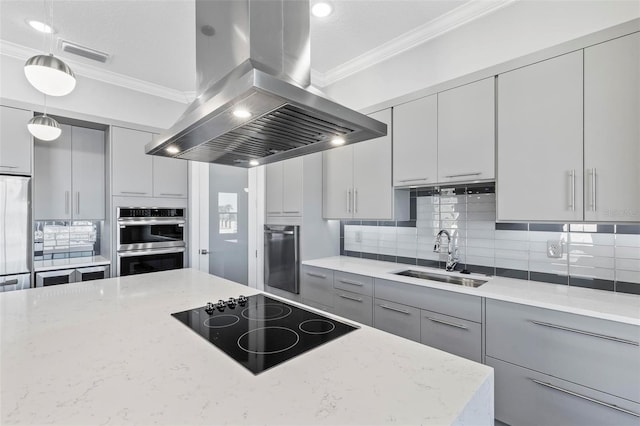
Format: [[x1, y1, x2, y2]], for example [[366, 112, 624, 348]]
[[0, 273, 31, 292], [116, 207, 186, 251], [36, 269, 76, 287], [0, 175, 31, 277], [264, 225, 299, 294], [75, 265, 110, 282], [117, 247, 185, 277]]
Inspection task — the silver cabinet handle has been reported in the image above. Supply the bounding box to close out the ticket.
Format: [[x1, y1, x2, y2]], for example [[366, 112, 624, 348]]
[[65, 191, 70, 215], [398, 177, 428, 183], [267, 211, 281, 214], [354, 189, 358, 214], [120, 191, 148, 195], [591, 168, 597, 212], [338, 279, 363, 287], [347, 190, 352, 213], [427, 316, 468, 330], [379, 304, 410, 315], [530, 379, 640, 418], [529, 320, 639, 346], [160, 193, 184, 197], [568, 170, 575, 211], [76, 192, 80, 215], [0, 165, 18, 169], [443, 172, 482, 178], [265, 230, 294, 235], [0, 279, 19, 287], [338, 293, 363, 302], [306, 272, 327, 279]]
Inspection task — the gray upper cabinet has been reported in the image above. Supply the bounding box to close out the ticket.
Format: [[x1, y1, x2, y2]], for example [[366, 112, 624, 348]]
[[393, 95, 437, 187], [438, 77, 495, 184], [152, 156, 188, 198], [497, 50, 584, 222], [266, 161, 284, 215], [35, 124, 105, 220], [584, 32, 640, 222], [112, 127, 153, 197], [0, 106, 33, 175], [323, 108, 395, 220], [266, 157, 303, 217]]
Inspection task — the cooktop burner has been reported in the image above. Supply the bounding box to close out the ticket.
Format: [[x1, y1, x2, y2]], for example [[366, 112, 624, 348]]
[[171, 294, 358, 374]]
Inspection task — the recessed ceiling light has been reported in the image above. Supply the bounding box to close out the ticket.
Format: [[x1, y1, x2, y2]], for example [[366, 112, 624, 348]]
[[233, 109, 252, 118], [249, 159, 260, 166], [331, 136, 345, 146], [166, 146, 180, 154], [27, 20, 55, 34], [312, 2, 333, 18]]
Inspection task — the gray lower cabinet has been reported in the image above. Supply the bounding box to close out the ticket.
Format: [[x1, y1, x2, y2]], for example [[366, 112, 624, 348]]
[[0, 106, 32, 175], [334, 271, 373, 296], [420, 310, 482, 363], [486, 299, 640, 403], [333, 290, 372, 325], [300, 265, 334, 310], [373, 298, 420, 342], [487, 356, 640, 426]]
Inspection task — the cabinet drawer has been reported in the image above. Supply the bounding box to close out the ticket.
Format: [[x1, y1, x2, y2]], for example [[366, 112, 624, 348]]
[[373, 299, 420, 342], [333, 290, 373, 326], [334, 271, 373, 296], [487, 356, 640, 426], [420, 310, 482, 363], [486, 299, 640, 402], [374, 278, 482, 322], [300, 266, 334, 308]]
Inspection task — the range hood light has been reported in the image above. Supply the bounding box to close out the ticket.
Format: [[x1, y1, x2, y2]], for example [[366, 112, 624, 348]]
[[166, 146, 180, 154], [249, 159, 260, 166], [233, 109, 252, 118], [312, 2, 333, 18], [331, 137, 346, 146]]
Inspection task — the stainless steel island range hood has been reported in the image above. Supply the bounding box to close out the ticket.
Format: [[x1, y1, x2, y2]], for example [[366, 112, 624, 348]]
[[145, 0, 387, 167]]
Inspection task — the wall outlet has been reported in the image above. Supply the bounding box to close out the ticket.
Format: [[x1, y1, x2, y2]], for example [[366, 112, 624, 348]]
[[355, 230, 362, 243], [547, 240, 563, 258]]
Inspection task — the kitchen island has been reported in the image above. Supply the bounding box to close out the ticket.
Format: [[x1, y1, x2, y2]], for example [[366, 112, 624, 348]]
[[0, 268, 493, 425]]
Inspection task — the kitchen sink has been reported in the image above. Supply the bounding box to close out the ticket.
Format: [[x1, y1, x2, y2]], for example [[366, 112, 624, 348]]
[[394, 270, 487, 288]]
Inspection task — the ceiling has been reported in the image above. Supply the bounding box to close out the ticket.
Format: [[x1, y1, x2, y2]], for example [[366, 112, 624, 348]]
[[0, 0, 473, 95]]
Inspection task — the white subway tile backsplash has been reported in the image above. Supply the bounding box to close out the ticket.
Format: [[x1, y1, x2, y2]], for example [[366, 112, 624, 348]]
[[495, 230, 528, 241], [569, 233, 615, 245], [494, 248, 529, 261], [466, 255, 495, 268], [567, 243, 615, 258], [615, 234, 640, 248], [529, 260, 567, 275], [615, 258, 640, 272], [615, 246, 640, 260], [495, 239, 529, 251], [616, 269, 640, 284], [466, 238, 495, 249], [495, 257, 528, 271], [568, 254, 615, 269], [569, 265, 615, 281]]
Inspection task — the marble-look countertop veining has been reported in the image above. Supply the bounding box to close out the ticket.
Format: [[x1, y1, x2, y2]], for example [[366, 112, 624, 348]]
[[33, 255, 111, 272], [0, 268, 493, 425], [302, 256, 640, 326]]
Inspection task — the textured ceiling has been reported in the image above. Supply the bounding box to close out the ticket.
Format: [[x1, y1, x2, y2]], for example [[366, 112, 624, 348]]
[[0, 0, 469, 93]]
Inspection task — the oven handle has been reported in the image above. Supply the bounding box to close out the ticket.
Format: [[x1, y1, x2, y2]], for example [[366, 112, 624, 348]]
[[117, 247, 185, 258], [117, 219, 185, 226]]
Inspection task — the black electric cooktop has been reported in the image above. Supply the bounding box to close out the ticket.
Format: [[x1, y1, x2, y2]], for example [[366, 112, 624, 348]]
[[172, 294, 358, 374]]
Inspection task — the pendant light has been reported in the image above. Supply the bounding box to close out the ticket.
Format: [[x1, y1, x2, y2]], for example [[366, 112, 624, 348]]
[[27, 95, 61, 141], [24, 0, 76, 96]]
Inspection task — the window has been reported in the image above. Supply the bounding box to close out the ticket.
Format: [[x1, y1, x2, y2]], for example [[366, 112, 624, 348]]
[[218, 192, 238, 234]]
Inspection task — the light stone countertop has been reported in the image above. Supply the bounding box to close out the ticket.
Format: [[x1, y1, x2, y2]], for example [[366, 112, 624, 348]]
[[33, 255, 111, 272], [0, 268, 493, 426], [302, 256, 640, 326]]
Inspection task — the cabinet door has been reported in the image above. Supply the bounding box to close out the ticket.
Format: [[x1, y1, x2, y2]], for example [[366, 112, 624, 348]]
[[300, 265, 334, 308], [497, 51, 584, 221], [112, 127, 153, 197], [393, 95, 437, 187], [374, 298, 421, 342], [265, 162, 283, 215], [438, 78, 495, 183], [334, 290, 373, 326], [71, 127, 105, 220], [353, 108, 393, 219], [323, 145, 353, 219], [152, 156, 188, 198], [34, 124, 72, 220], [282, 157, 303, 215], [584, 33, 640, 222], [0, 106, 32, 175], [420, 310, 482, 362]]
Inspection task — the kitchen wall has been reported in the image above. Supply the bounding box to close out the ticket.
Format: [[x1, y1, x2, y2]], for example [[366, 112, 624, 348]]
[[340, 185, 640, 295], [325, 0, 640, 111]]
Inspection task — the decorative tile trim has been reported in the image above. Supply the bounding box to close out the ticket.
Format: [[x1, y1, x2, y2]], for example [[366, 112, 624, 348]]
[[615, 281, 640, 295], [495, 223, 528, 231], [464, 264, 494, 276], [616, 224, 640, 235], [529, 272, 569, 285], [495, 268, 528, 280], [397, 256, 417, 265], [417, 259, 440, 268], [569, 277, 615, 292], [529, 223, 566, 232]]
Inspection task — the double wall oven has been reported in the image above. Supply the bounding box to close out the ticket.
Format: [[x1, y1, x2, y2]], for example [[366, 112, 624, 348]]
[[117, 208, 186, 276]]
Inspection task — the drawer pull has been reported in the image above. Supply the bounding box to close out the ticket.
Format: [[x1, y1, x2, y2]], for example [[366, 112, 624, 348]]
[[427, 316, 468, 330], [283, 210, 300, 214], [160, 193, 184, 197], [398, 177, 429, 183], [0, 279, 19, 287], [338, 279, 364, 287], [305, 272, 327, 279], [531, 379, 640, 418], [338, 294, 363, 302], [0, 165, 19, 169], [120, 191, 148, 195], [443, 172, 482, 178], [529, 320, 639, 346], [379, 304, 410, 315]]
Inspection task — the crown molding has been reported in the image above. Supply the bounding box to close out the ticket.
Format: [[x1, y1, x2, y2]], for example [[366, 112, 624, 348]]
[[0, 39, 194, 104], [318, 0, 517, 87]]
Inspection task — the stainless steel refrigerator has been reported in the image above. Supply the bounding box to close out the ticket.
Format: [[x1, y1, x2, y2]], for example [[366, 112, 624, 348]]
[[0, 175, 31, 292]]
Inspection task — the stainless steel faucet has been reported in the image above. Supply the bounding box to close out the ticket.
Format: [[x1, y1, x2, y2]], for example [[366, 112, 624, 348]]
[[433, 229, 459, 272]]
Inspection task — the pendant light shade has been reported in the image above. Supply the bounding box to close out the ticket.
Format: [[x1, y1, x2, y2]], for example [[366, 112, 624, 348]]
[[27, 114, 62, 141], [24, 54, 76, 96]]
